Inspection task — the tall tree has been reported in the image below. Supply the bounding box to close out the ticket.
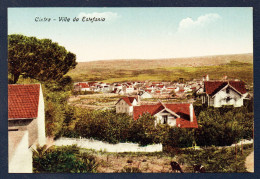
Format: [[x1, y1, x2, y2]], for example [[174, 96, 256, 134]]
[[8, 34, 77, 83]]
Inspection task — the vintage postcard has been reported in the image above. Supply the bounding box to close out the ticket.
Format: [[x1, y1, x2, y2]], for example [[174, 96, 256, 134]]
[[7, 7, 253, 173]]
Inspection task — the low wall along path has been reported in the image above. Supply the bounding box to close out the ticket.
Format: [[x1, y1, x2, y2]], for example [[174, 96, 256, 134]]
[[55, 137, 163, 153]]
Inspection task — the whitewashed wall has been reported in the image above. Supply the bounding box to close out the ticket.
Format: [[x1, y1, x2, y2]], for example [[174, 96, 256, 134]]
[[213, 88, 244, 107], [141, 92, 152, 99], [154, 110, 176, 127], [37, 84, 46, 146], [55, 137, 162, 153], [116, 100, 130, 114], [9, 131, 32, 173]]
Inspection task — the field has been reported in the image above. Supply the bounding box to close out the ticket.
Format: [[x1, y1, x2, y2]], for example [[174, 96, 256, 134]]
[[67, 93, 195, 110], [80, 143, 253, 173], [67, 53, 253, 84], [68, 93, 120, 109]]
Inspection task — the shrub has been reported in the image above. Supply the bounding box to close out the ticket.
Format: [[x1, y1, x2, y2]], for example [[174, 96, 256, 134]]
[[33, 145, 98, 173], [120, 166, 142, 173], [60, 100, 253, 147], [164, 127, 195, 148], [194, 106, 253, 146]]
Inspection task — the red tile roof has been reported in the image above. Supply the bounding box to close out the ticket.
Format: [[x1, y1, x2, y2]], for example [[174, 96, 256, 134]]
[[133, 104, 164, 120], [88, 82, 97, 86], [116, 97, 137, 106], [145, 89, 152, 93], [79, 83, 89, 88], [158, 85, 164, 88], [165, 104, 198, 128], [204, 81, 246, 96], [133, 103, 198, 128], [229, 81, 247, 94], [8, 84, 40, 119]]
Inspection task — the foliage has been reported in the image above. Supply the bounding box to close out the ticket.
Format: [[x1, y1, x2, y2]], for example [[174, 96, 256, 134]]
[[175, 143, 253, 173], [164, 128, 195, 148], [60, 108, 168, 145], [120, 166, 142, 173], [60, 98, 253, 147], [8, 34, 77, 83], [194, 104, 254, 146], [8, 34, 77, 137], [42, 82, 74, 137], [33, 145, 98, 173]]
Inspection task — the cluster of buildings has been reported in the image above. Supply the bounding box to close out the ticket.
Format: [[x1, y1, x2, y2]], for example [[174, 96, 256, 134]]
[[74, 79, 204, 98], [115, 75, 249, 127], [7, 75, 250, 173]]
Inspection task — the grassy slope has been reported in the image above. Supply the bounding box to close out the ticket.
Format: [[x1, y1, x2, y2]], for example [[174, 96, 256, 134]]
[[79, 143, 253, 173], [68, 53, 253, 84]]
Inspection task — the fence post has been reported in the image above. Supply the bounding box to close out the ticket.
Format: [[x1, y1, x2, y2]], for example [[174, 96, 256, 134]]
[[235, 144, 237, 172], [241, 140, 243, 154]]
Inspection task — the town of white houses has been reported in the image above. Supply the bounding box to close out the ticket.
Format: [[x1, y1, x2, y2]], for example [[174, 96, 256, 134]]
[[8, 7, 254, 174]]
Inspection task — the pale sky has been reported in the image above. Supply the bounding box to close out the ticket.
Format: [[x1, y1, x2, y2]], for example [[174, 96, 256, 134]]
[[8, 7, 253, 62]]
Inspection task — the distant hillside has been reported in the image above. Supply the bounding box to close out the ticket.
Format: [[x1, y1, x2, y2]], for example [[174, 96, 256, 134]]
[[67, 53, 253, 83]]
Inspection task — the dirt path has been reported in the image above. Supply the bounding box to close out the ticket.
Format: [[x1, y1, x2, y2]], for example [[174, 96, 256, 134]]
[[245, 151, 254, 173], [95, 154, 193, 173]]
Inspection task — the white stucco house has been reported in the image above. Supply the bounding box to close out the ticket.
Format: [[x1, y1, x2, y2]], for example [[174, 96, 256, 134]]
[[133, 102, 198, 128], [115, 96, 139, 115], [125, 86, 135, 94], [202, 81, 248, 107], [78, 82, 91, 91], [139, 91, 153, 99], [8, 84, 46, 173]]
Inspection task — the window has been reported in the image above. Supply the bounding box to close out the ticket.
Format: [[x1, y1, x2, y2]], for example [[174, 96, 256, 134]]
[[226, 88, 230, 94], [163, 115, 168, 124], [226, 97, 231, 103]]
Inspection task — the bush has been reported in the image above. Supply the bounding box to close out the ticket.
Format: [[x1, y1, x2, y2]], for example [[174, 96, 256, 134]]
[[60, 100, 253, 147], [61, 108, 166, 145], [33, 145, 98, 173], [120, 166, 142, 173], [174, 143, 253, 172], [42, 81, 73, 137], [194, 106, 253, 146], [164, 128, 195, 148]]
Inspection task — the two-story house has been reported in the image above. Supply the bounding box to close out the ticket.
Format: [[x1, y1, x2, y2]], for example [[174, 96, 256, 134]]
[[115, 96, 139, 115], [202, 81, 247, 107]]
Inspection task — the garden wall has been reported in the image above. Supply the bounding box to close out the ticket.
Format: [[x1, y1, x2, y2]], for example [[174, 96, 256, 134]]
[[55, 137, 163, 152]]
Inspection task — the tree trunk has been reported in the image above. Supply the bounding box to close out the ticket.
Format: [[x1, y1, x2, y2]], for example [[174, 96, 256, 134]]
[[12, 72, 20, 84]]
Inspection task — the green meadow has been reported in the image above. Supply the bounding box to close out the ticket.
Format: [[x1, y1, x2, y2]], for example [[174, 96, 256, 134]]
[[67, 54, 253, 84]]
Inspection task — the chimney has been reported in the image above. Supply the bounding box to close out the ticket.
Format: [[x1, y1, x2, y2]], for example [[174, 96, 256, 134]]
[[224, 75, 227, 80], [189, 103, 193, 122], [137, 95, 141, 105], [206, 75, 209, 81]]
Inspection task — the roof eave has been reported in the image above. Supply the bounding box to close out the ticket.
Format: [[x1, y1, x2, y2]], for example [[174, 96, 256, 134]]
[[211, 84, 242, 98], [8, 117, 36, 120]]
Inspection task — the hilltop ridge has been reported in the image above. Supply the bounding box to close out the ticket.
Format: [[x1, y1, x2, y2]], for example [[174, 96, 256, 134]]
[[68, 53, 253, 83]]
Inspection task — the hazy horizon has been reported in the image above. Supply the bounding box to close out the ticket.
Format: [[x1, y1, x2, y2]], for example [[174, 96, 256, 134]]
[[8, 8, 253, 62], [76, 52, 253, 63]]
